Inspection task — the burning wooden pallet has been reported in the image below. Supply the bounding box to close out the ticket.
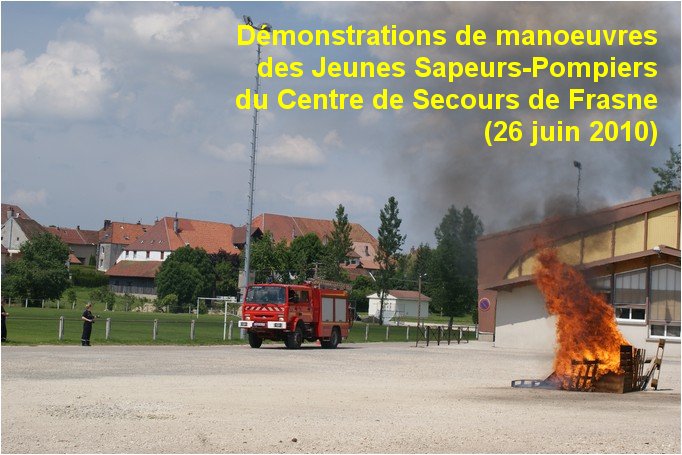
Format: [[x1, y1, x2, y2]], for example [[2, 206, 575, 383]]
[[512, 341, 665, 393]]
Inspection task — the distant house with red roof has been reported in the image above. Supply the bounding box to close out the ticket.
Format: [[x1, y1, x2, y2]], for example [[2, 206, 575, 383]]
[[1, 208, 48, 254], [106, 215, 238, 296], [1, 204, 31, 224], [46, 225, 100, 266], [97, 220, 151, 272], [232, 213, 380, 277]]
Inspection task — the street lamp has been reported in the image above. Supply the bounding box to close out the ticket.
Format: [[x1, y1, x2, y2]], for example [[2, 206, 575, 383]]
[[573, 160, 582, 214], [417, 273, 427, 328], [242, 15, 272, 297]]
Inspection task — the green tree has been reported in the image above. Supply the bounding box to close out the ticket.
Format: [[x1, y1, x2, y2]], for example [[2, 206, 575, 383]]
[[430, 206, 483, 328], [210, 250, 240, 297], [156, 262, 204, 311], [66, 288, 78, 309], [321, 204, 354, 281], [348, 275, 375, 315], [90, 286, 116, 311], [375, 196, 406, 325], [651, 145, 681, 195], [2, 233, 70, 301], [289, 233, 324, 281], [156, 246, 213, 312], [244, 232, 290, 283]]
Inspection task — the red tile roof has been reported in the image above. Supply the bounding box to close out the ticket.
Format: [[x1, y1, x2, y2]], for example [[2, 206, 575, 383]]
[[250, 213, 378, 246], [46, 226, 99, 245], [105, 260, 163, 278], [2, 203, 31, 224], [15, 218, 48, 240], [124, 217, 239, 255], [68, 253, 82, 265], [99, 222, 150, 245]]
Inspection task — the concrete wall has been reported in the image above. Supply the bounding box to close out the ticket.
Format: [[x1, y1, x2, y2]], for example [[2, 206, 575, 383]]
[[116, 250, 168, 263], [367, 296, 429, 318], [494, 286, 556, 352], [494, 284, 680, 357], [2, 219, 29, 251]]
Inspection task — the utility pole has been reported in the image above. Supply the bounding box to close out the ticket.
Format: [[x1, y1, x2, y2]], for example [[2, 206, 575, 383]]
[[242, 16, 272, 297], [573, 160, 582, 214], [417, 273, 426, 328]]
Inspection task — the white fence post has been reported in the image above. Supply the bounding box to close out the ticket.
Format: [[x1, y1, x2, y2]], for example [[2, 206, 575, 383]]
[[41, 299, 45, 308], [228, 321, 233, 341], [153, 319, 158, 340], [190, 319, 196, 341], [25, 298, 28, 308], [406, 325, 410, 341], [365, 324, 369, 341], [105, 318, 111, 340], [57, 300, 60, 310], [58, 316, 64, 340], [385, 325, 389, 341]]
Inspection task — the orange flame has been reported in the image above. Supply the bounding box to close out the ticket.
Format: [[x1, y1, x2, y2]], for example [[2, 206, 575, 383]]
[[534, 248, 628, 384]]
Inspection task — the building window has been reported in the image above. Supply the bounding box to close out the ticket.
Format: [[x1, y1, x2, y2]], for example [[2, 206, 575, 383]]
[[146, 251, 150, 259], [589, 275, 612, 304], [161, 251, 165, 260], [365, 245, 370, 256], [613, 268, 647, 321], [649, 265, 680, 339], [125, 251, 129, 259]]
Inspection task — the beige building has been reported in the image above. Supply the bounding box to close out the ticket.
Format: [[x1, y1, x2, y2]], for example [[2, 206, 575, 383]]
[[477, 192, 680, 357]]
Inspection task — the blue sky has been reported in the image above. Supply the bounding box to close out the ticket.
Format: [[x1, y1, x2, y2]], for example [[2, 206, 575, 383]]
[[2, 2, 680, 247]]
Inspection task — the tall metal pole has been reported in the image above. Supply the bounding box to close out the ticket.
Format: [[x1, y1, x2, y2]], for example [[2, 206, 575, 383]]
[[574, 160, 582, 214], [244, 17, 271, 292], [417, 274, 422, 328]]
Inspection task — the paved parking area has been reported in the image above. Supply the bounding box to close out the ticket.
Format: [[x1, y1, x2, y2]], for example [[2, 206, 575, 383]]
[[2, 342, 680, 453]]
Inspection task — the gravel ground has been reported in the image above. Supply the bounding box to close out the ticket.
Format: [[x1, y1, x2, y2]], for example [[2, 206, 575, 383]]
[[2, 342, 680, 453]]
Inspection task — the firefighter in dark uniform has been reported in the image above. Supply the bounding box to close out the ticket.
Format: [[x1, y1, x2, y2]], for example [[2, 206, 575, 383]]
[[1, 303, 8, 342], [81, 303, 95, 346]]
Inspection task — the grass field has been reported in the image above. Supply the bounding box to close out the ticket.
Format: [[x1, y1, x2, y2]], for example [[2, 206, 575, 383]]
[[1, 305, 476, 346], [2, 285, 476, 345]]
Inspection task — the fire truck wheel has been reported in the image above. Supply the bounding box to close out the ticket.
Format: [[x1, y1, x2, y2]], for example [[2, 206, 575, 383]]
[[329, 327, 340, 349], [286, 325, 303, 349], [322, 327, 340, 349], [248, 332, 263, 348]]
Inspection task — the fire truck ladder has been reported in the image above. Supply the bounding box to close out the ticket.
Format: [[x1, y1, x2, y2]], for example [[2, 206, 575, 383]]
[[641, 339, 665, 391]]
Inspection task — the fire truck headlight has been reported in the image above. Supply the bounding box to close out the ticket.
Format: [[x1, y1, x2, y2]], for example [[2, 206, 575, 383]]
[[278, 317, 284, 321], [245, 316, 251, 321]]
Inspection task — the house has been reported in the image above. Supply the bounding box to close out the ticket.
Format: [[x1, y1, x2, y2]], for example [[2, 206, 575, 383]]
[[232, 213, 381, 275], [477, 191, 680, 357], [107, 260, 163, 297], [97, 220, 151, 272], [106, 215, 238, 296], [45, 225, 99, 266], [367, 290, 431, 323], [1, 204, 31, 224], [1, 214, 48, 254]]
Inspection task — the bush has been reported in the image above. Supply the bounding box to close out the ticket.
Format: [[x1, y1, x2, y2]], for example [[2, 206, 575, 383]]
[[71, 266, 109, 288]]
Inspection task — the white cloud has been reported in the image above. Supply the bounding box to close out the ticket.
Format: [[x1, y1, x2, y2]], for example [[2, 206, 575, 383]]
[[260, 134, 324, 165], [86, 3, 237, 54], [8, 189, 47, 206], [285, 184, 374, 213], [358, 109, 382, 126], [323, 130, 343, 147], [202, 141, 248, 162], [2, 42, 111, 120], [170, 99, 195, 123]]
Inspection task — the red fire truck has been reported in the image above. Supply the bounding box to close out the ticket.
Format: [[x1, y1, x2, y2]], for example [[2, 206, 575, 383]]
[[238, 281, 352, 349]]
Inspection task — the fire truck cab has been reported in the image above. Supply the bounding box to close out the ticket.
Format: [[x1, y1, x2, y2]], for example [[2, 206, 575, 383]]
[[238, 282, 351, 349]]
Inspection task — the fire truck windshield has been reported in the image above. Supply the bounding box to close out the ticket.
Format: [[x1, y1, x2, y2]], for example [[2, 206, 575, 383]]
[[246, 286, 286, 304]]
